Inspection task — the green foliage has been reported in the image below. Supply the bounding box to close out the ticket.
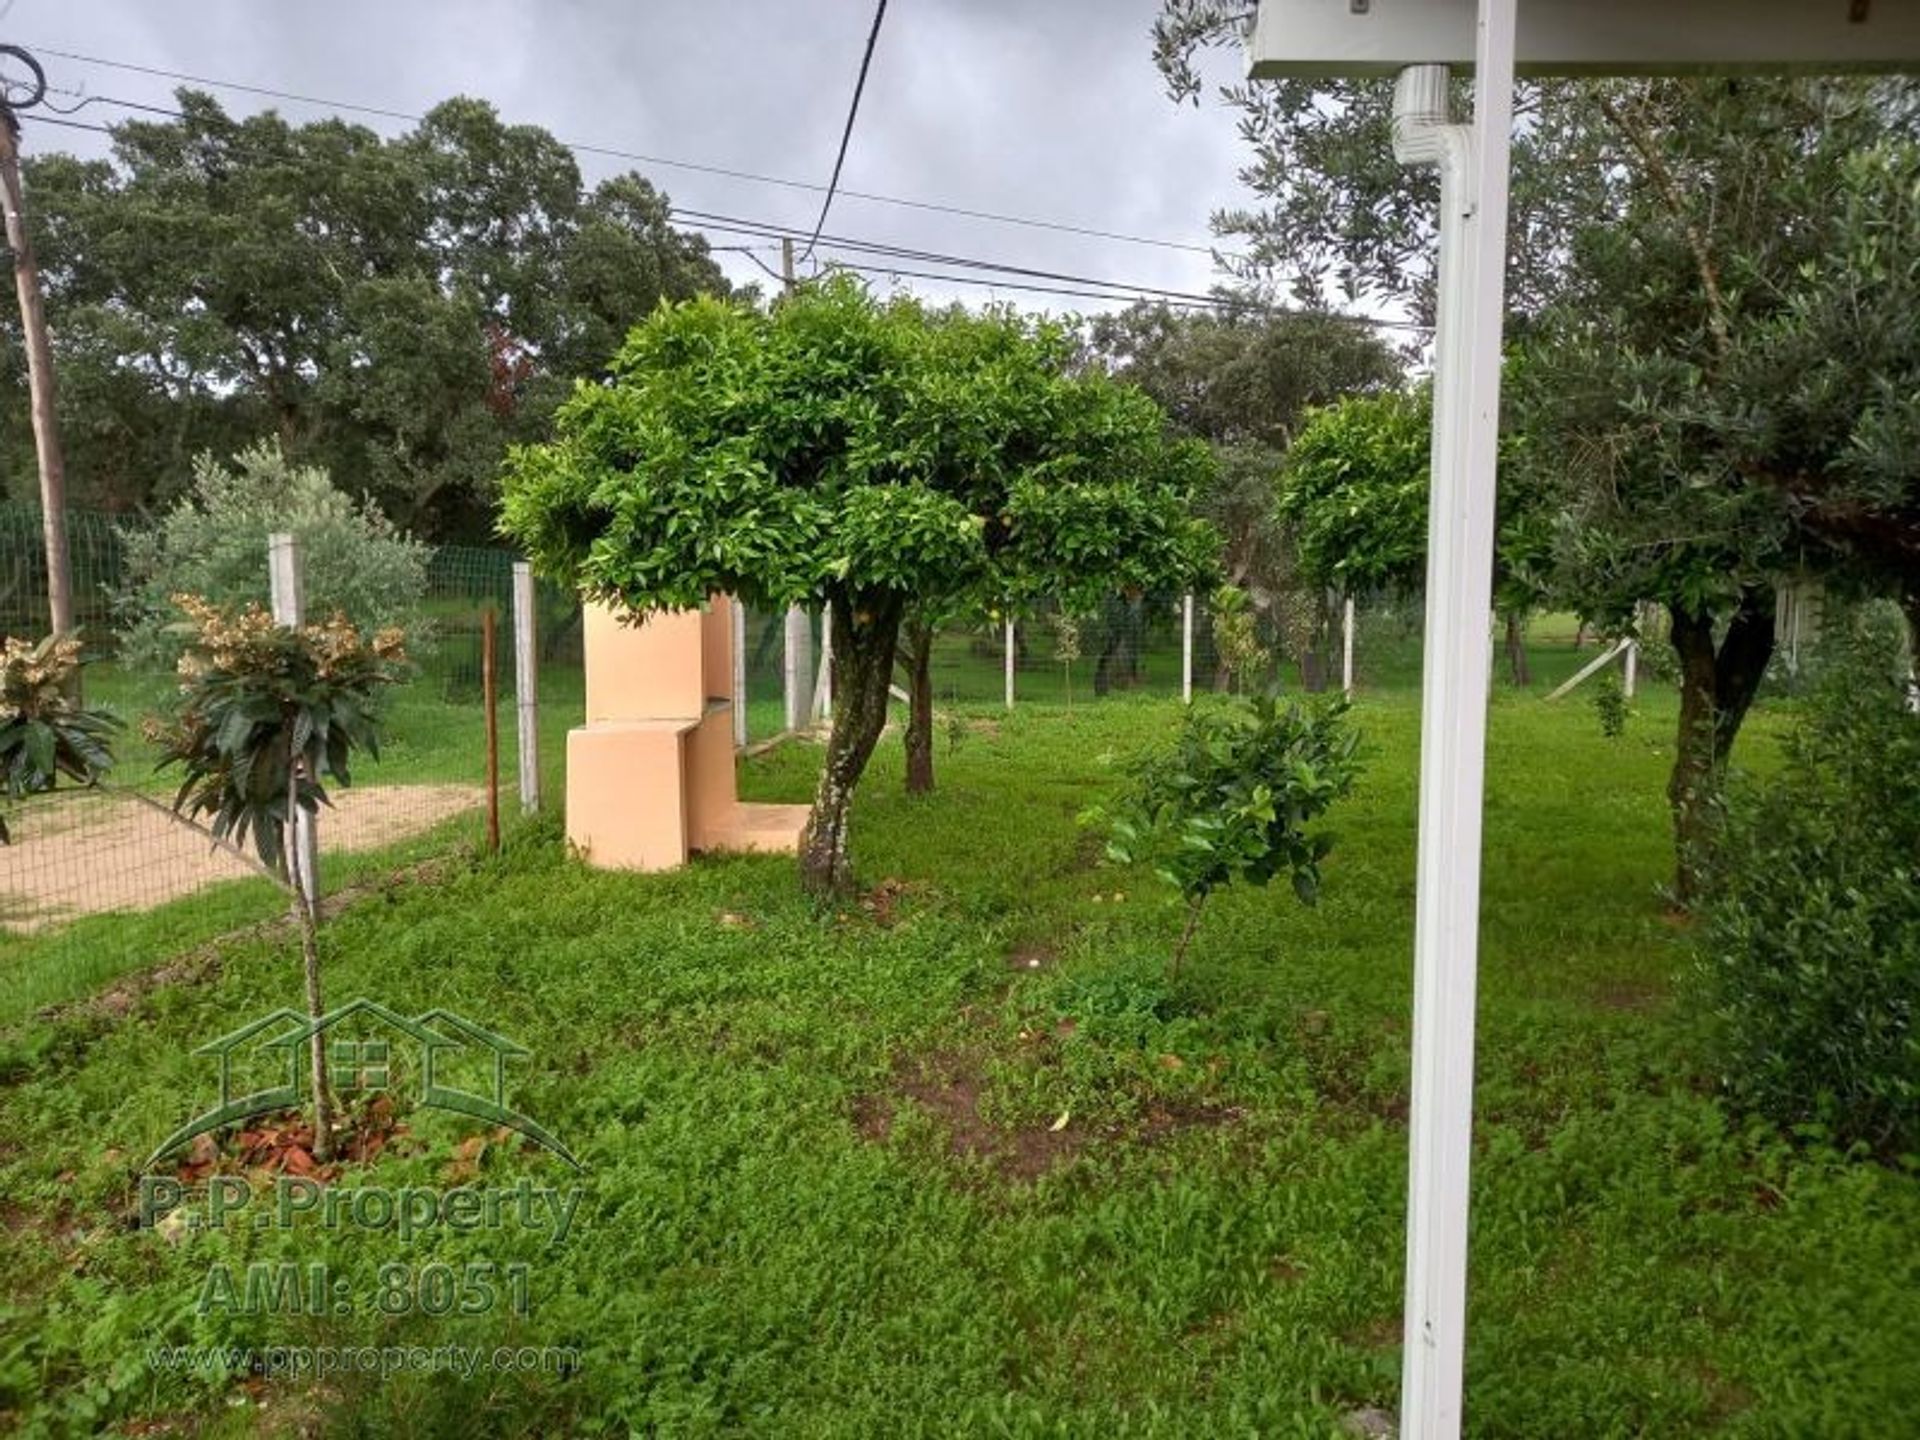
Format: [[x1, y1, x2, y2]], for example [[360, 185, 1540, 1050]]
[[1085, 303, 1402, 628], [153, 596, 407, 874], [1207, 583, 1270, 693], [114, 442, 431, 671], [1593, 672, 1629, 740], [0, 635, 119, 843], [1280, 390, 1432, 595], [12, 92, 728, 530], [1094, 694, 1360, 969], [1281, 386, 1551, 616], [1049, 610, 1084, 708], [1085, 301, 1401, 453], [8, 694, 1920, 1433], [1695, 632, 1920, 1155], [503, 278, 1218, 620]]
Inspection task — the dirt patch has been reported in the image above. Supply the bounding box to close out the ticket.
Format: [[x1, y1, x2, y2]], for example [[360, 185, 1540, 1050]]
[[857, 877, 921, 928], [1594, 977, 1668, 1012], [0, 784, 484, 934], [852, 1048, 1239, 1182], [1343, 1313, 1402, 1350]]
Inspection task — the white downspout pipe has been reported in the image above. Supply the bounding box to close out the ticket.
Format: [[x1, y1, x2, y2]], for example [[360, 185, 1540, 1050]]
[[1390, 1, 1517, 1430]]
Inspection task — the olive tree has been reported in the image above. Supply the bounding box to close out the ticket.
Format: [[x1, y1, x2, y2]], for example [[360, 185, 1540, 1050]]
[[503, 278, 1216, 895]]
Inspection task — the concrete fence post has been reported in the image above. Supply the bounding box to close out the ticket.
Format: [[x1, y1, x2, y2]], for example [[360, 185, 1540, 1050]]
[[783, 605, 812, 733], [731, 599, 748, 748], [814, 602, 834, 725], [1181, 594, 1194, 703], [268, 532, 318, 913], [1342, 595, 1356, 698], [512, 562, 540, 814]]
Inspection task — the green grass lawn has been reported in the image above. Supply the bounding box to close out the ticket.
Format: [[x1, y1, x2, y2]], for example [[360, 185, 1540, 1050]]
[[4, 674, 1913, 1436]]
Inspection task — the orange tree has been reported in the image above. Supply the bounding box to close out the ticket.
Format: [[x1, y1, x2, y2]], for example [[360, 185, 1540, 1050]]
[[502, 278, 1217, 895]]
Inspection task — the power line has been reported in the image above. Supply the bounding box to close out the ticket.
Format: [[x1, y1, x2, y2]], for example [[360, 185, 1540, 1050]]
[[673, 206, 1430, 330], [816, 258, 1242, 312], [19, 112, 109, 135], [27, 42, 1235, 260], [798, 0, 889, 264], [14, 89, 1419, 328], [681, 210, 1243, 311], [18, 76, 1249, 314]]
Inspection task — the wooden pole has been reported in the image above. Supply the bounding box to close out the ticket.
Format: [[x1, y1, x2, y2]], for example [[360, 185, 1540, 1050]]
[[483, 605, 501, 853], [0, 113, 72, 640], [511, 563, 539, 814]]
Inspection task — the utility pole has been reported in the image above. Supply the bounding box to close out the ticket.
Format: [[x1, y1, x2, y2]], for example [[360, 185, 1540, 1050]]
[[781, 236, 796, 291], [0, 48, 71, 639]]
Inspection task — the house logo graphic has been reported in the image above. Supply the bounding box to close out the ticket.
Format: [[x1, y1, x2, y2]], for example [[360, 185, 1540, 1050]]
[[148, 998, 581, 1170]]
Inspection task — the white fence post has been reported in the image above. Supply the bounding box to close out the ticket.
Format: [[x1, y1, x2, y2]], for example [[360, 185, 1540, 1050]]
[[783, 604, 812, 733], [731, 599, 748, 748], [1181, 594, 1194, 703], [1004, 616, 1016, 710], [813, 602, 834, 726], [1342, 595, 1356, 698], [1623, 639, 1638, 700], [511, 562, 539, 814], [268, 532, 318, 914]]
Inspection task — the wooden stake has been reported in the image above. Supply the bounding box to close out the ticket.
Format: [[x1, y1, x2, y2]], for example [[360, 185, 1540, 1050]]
[[483, 605, 501, 853], [0, 113, 72, 640]]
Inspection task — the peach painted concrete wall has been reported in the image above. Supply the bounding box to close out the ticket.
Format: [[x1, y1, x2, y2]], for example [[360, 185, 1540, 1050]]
[[568, 596, 808, 872]]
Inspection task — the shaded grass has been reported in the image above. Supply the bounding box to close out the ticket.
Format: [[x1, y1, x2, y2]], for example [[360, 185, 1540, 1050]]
[[1, 677, 1908, 1437]]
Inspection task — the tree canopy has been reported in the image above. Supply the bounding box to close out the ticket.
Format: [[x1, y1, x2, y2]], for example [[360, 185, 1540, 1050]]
[[1154, 6, 1920, 891], [4, 91, 728, 536], [502, 277, 1217, 892]]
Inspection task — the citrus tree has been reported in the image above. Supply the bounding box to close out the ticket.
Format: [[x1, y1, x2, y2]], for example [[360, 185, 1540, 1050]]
[[155, 596, 407, 1160], [1279, 387, 1552, 685], [1092, 694, 1361, 975], [503, 278, 1217, 895]]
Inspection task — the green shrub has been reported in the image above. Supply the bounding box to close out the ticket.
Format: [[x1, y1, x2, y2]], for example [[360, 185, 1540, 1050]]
[[0, 635, 119, 843], [114, 441, 431, 671], [1090, 693, 1360, 974], [1695, 628, 1920, 1155], [1593, 671, 1628, 739]]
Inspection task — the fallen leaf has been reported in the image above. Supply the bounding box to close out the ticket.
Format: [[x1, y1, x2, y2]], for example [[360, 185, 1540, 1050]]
[[1049, 1109, 1071, 1133]]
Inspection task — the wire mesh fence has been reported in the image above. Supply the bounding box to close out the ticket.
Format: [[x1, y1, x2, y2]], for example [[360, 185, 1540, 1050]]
[[4, 500, 1650, 1025], [0, 509, 585, 1024]]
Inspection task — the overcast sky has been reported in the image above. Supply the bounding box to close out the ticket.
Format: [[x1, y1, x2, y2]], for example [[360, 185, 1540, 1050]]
[[10, 0, 1253, 315]]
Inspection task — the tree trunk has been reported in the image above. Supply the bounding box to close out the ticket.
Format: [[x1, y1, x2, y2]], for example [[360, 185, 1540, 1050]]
[[1503, 610, 1531, 687], [1666, 590, 1776, 904], [903, 617, 935, 795], [1301, 649, 1329, 693], [800, 594, 904, 897]]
